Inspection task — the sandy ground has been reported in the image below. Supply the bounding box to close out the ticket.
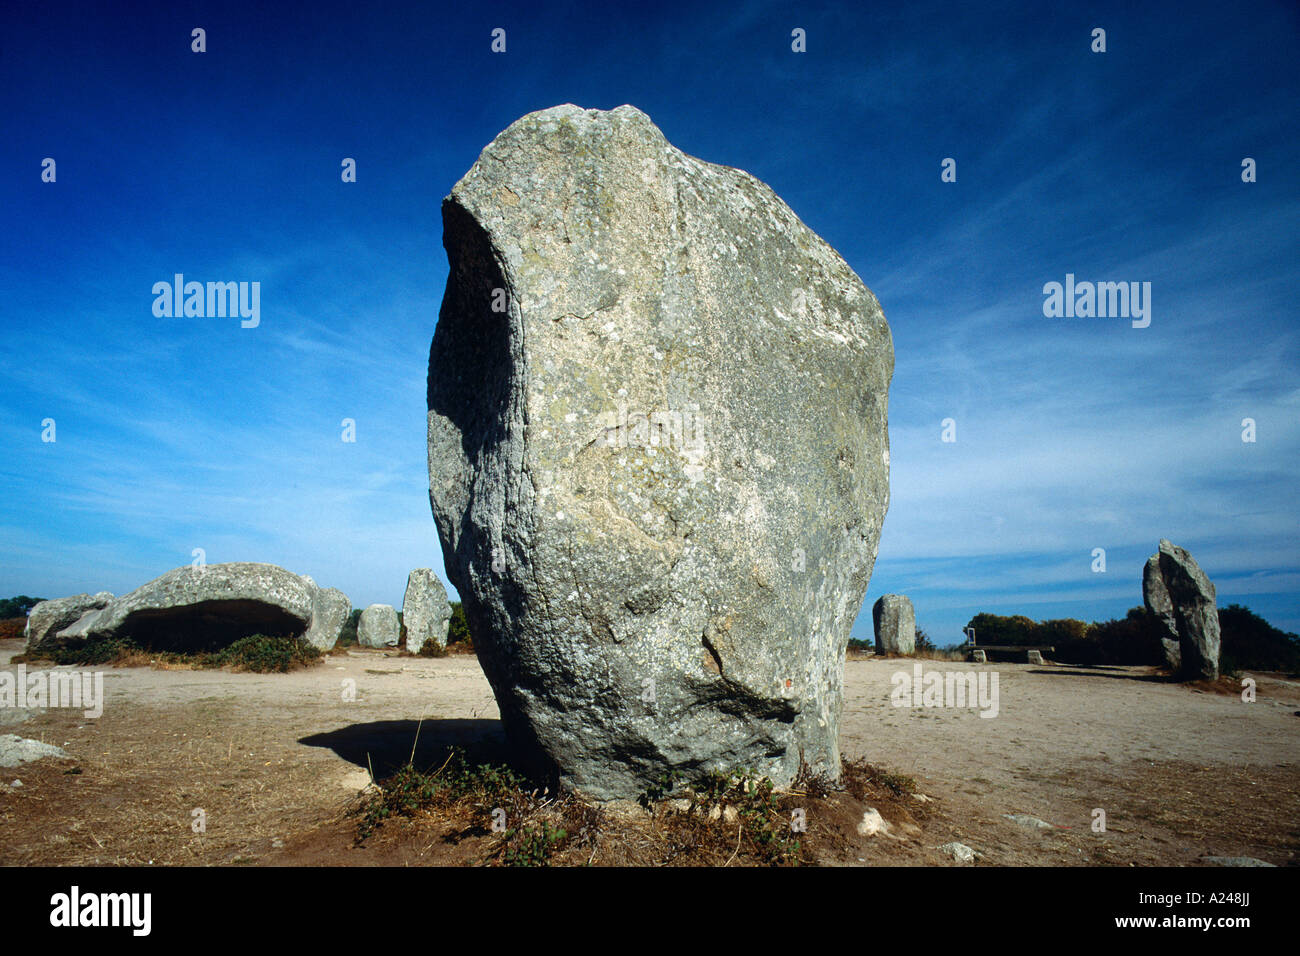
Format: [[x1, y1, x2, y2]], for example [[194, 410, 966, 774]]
[[0, 638, 1296, 866]]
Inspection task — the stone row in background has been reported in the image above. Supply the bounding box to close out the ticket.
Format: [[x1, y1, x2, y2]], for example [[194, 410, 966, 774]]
[[872, 594, 916, 655], [25, 563, 451, 656]]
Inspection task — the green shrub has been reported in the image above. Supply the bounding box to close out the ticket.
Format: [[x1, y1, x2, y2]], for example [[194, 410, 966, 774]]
[[21, 632, 321, 672], [337, 609, 362, 646], [914, 627, 935, 653], [447, 602, 473, 648], [964, 604, 1299, 672], [355, 746, 528, 842], [1219, 605, 1300, 674], [682, 768, 804, 865], [502, 822, 568, 867], [0, 596, 44, 619], [211, 634, 321, 673]]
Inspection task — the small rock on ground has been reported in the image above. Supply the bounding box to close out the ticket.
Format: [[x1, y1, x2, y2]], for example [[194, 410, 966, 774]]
[[0, 734, 70, 768], [857, 808, 890, 837], [1003, 813, 1054, 830], [939, 841, 977, 863]]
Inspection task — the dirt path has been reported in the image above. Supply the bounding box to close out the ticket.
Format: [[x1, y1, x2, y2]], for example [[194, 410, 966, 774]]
[[1, 640, 1295, 866]]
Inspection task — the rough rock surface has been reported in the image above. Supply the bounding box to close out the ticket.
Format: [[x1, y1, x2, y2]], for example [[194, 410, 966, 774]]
[[939, 841, 978, 863], [427, 104, 893, 798], [358, 604, 400, 648], [304, 585, 351, 651], [1142, 556, 1182, 671], [0, 735, 69, 768], [56, 563, 314, 650], [1142, 539, 1220, 680], [403, 569, 451, 654], [24, 592, 113, 653], [872, 595, 915, 655]]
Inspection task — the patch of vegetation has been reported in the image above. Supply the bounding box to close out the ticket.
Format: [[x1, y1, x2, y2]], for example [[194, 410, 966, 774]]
[[336, 609, 362, 647], [664, 768, 807, 865], [0, 617, 27, 641], [846, 637, 873, 653], [211, 634, 322, 672], [637, 769, 681, 810], [355, 748, 928, 867], [354, 746, 599, 866], [791, 753, 834, 799], [417, 639, 448, 658], [964, 604, 1300, 672], [1218, 604, 1300, 674], [840, 756, 917, 801], [447, 601, 473, 649], [501, 821, 568, 867], [914, 627, 936, 653], [0, 596, 44, 619], [18, 633, 321, 673]]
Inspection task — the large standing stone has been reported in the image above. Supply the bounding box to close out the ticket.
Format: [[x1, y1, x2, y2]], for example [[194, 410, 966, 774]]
[[872, 595, 915, 655], [1142, 556, 1182, 671], [303, 585, 351, 651], [427, 104, 893, 799], [358, 604, 400, 648], [55, 563, 314, 650], [1142, 539, 1220, 680], [24, 592, 114, 654], [403, 569, 451, 654]]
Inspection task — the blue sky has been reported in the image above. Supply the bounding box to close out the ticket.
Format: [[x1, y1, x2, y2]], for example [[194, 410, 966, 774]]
[[2, 0, 1297, 645]]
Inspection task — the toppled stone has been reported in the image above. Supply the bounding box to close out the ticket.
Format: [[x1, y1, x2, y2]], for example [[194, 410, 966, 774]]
[[873, 595, 916, 655], [358, 604, 400, 648], [1143, 539, 1221, 679], [427, 104, 892, 799], [56, 563, 314, 651], [402, 569, 452, 654], [0, 734, 69, 768], [1026, 649, 1045, 665], [24, 593, 114, 654]]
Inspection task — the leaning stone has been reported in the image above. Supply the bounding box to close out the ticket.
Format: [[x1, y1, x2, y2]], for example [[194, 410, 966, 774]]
[[1143, 555, 1182, 671], [427, 104, 893, 799], [1142, 539, 1220, 680], [873, 595, 916, 656], [358, 604, 400, 648], [24, 593, 113, 654], [402, 569, 452, 654]]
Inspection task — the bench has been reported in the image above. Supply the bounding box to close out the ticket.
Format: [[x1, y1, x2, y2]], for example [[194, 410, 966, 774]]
[[960, 644, 1053, 664]]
